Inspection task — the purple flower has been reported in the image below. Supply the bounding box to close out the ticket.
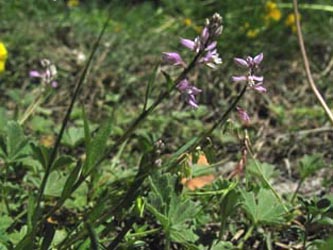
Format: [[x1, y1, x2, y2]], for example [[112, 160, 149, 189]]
[[234, 53, 263, 69], [236, 107, 250, 123], [180, 37, 201, 53], [199, 49, 222, 69], [232, 74, 266, 93], [29, 59, 58, 88], [162, 52, 185, 66], [177, 79, 202, 108]]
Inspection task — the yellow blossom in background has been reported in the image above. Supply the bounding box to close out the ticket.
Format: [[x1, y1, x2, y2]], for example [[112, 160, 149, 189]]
[[0, 42, 8, 73], [246, 29, 260, 39], [183, 18, 192, 27], [285, 13, 300, 32], [265, 1, 281, 22], [0, 61, 5, 73], [67, 0, 79, 8], [39, 135, 55, 148]]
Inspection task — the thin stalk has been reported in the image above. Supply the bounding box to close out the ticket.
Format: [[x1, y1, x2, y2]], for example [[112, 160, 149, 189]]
[[237, 225, 254, 249], [246, 150, 289, 213], [292, 0, 333, 124], [18, 89, 47, 125], [2, 162, 11, 214], [290, 178, 304, 204], [29, 8, 113, 244], [44, 40, 205, 227]]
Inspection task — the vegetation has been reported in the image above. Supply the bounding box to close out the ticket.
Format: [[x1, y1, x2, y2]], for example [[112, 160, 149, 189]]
[[0, 0, 332, 249]]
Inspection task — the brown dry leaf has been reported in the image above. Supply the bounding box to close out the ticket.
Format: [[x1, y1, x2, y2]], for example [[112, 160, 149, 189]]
[[183, 174, 215, 191], [197, 153, 209, 165]]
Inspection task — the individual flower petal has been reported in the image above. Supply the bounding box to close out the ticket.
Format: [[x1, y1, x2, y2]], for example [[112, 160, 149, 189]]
[[253, 53, 263, 65], [180, 38, 196, 50], [251, 75, 264, 82], [187, 95, 199, 108], [236, 107, 250, 123], [232, 75, 248, 82], [162, 52, 184, 66], [205, 41, 217, 51], [200, 27, 209, 44], [234, 58, 249, 68], [252, 83, 267, 93], [29, 70, 42, 78]]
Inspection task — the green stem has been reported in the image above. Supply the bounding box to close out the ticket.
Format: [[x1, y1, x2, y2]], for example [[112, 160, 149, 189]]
[[237, 225, 254, 249], [291, 178, 304, 204]]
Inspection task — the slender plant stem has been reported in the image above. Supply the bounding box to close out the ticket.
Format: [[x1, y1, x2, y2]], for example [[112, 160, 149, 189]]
[[292, 0, 333, 125], [18, 89, 46, 125], [44, 39, 205, 227], [28, 8, 113, 245], [237, 225, 254, 249], [291, 178, 304, 203]]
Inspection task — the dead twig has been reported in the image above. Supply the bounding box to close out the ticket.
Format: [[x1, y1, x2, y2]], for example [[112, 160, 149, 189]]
[[292, 0, 333, 125]]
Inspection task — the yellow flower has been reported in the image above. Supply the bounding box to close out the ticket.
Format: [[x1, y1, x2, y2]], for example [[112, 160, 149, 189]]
[[0, 42, 8, 61], [265, 1, 281, 22], [183, 18, 192, 27], [246, 29, 260, 39], [0, 61, 5, 73], [285, 13, 301, 32], [67, 0, 79, 7], [0, 42, 8, 73]]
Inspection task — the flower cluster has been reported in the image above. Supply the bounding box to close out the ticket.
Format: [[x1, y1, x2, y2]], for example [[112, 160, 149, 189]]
[[0, 42, 8, 74], [30, 59, 58, 88], [232, 53, 265, 122], [163, 13, 223, 108]]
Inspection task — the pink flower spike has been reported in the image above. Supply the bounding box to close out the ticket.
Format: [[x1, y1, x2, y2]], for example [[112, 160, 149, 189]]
[[29, 70, 42, 78], [180, 38, 196, 50], [253, 84, 267, 93], [236, 107, 250, 123], [232, 76, 247, 82], [234, 58, 249, 68], [162, 52, 184, 66], [253, 53, 263, 65]]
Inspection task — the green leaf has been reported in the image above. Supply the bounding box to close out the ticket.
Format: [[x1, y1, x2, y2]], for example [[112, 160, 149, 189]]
[[147, 173, 200, 245], [61, 127, 85, 148], [143, 65, 159, 111], [44, 171, 68, 197], [27, 194, 35, 233], [52, 155, 75, 171], [83, 117, 112, 175], [161, 71, 174, 91], [81, 106, 91, 146], [4, 121, 30, 162], [299, 154, 325, 180], [61, 161, 82, 200], [247, 160, 277, 182], [241, 188, 285, 225], [31, 144, 52, 170], [145, 203, 169, 229]]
